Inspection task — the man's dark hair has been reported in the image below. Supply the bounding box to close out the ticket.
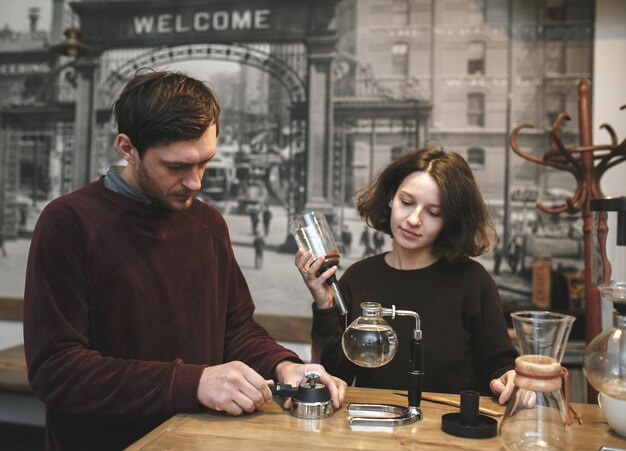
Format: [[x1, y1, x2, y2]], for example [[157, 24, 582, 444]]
[[113, 69, 220, 157]]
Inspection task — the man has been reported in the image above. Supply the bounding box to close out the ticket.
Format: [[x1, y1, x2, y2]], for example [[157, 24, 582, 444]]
[[23, 70, 345, 450]]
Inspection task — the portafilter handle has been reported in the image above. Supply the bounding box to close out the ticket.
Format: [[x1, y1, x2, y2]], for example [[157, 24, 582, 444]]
[[270, 383, 298, 398]]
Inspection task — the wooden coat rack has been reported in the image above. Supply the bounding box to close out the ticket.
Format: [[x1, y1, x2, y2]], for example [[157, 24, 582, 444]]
[[509, 79, 626, 347]]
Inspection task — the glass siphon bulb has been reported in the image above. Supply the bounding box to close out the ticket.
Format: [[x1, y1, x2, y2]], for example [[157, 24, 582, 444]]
[[341, 302, 398, 368], [583, 312, 626, 400]]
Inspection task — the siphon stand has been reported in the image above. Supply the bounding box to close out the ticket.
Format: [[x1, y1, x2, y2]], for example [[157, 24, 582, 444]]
[[346, 305, 423, 426]]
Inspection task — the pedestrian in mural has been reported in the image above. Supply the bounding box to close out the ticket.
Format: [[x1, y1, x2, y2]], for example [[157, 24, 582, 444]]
[[517, 233, 527, 274], [230, 176, 241, 197], [22, 70, 345, 450], [262, 204, 272, 237], [250, 209, 260, 235], [373, 230, 385, 254], [493, 236, 503, 276], [0, 232, 7, 257], [507, 236, 522, 274], [359, 226, 373, 257], [18, 204, 28, 232], [253, 232, 266, 269], [341, 225, 352, 257], [294, 147, 517, 401]]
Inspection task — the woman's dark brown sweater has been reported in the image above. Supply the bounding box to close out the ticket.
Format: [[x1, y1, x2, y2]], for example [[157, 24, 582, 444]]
[[312, 254, 518, 394]]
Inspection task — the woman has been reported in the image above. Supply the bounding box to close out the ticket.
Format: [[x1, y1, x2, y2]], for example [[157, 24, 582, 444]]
[[295, 147, 517, 404]]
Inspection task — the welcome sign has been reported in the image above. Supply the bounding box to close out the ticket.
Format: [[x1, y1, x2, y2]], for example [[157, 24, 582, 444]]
[[132, 9, 271, 35], [71, 0, 337, 48]]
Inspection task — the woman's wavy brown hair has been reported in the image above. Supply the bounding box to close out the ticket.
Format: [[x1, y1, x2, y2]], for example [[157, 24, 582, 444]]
[[113, 69, 220, 157], [355, 147, 495, 262]]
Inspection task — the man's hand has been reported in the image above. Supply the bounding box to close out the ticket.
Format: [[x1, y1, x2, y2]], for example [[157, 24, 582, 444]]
[[197, 361, 273, 415], [273, 361, 347, 410]]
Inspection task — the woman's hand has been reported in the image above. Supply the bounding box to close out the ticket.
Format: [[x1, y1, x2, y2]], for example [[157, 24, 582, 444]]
[[490, 369, 516, 405], [294, 249, 337, 309]]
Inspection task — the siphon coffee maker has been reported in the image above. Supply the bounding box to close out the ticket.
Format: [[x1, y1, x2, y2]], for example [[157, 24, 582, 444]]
[[341, 302, 423, 426], [499, 311, 577, 450], [290, 211, 348, 315]]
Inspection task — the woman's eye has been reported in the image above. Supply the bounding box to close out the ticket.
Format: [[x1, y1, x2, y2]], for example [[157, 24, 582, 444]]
[[427, 209, 441, 217]]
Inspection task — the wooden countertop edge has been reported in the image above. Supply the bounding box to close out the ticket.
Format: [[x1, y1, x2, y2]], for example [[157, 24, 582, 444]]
[[126, 414, 188, 450]]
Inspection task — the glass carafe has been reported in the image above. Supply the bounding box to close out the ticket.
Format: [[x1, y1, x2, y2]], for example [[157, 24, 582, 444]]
[[584, 310, 626, 400], [499, 311, 576, 450]]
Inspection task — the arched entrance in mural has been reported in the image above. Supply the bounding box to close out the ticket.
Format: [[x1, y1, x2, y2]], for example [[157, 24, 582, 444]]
[[95, 43, 309, 216], [68, 0, 340, 220], [99, 44, 306, 104]]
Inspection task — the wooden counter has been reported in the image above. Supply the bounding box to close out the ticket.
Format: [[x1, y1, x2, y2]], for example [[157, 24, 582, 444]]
[[127, 387, 626, 450]]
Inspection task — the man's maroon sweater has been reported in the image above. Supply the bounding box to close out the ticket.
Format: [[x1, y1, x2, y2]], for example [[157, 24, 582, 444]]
[[23, 178, 299, 450]]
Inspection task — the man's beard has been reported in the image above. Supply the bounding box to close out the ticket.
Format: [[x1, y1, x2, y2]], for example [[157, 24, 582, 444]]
[[136, 163, 194, 211]]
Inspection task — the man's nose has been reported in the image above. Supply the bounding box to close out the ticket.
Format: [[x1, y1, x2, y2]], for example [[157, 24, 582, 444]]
[[182, 170, 202, 191]]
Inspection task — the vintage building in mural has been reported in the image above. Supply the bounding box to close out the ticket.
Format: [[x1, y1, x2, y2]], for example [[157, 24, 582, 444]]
[[332, 0, 593, 245], [0, 5, 74, 239], [0, 0, 594, 260]]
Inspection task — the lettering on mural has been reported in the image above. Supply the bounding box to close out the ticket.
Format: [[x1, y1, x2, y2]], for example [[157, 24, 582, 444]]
[[0, 63, 51, 76], [133, 9, 271, 35]]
